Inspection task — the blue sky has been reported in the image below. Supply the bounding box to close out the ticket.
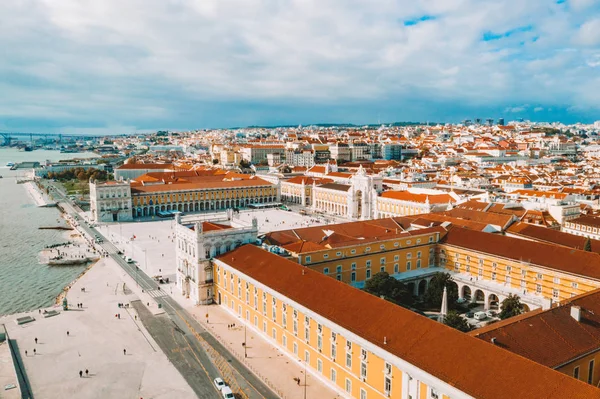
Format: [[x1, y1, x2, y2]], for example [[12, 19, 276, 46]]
[[1, 0, 599, 133]]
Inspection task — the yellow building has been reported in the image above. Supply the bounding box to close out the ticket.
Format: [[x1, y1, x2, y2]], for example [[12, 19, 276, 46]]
[[212, 244, 599, 399], [264, 220, 443, 293], [439, 227, 600, 311]]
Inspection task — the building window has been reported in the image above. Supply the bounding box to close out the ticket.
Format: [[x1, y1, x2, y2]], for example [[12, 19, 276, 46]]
[[385, 376, 392, 396], [574, 366, 580, 380], [406, 261, 411, 271], [351, 249, 356, 254], [380, 257, 386, 265], [323, 254, 329, 259], [336, 251, 342, 257], [272, 328, 276, 340], [572, 282, 579, 289], [293, 342, 298, 355], [491, 272, 496, 281], [317, 334, 323, 351], [305, 350, 310, 363], [324, 268, 329, 274], [590, 360, 595, 384], [366, 260, 371, 267], [331, 368, 336, 383], [360, 362, 367, 380], [380, 244, 385, 249], [506, 265, 512, 272], [407, 253, 412, 259], [394, 264, 399, 273], [351, 263, 357, 270], [317, 359, 323, 373], [394, 255, 399, 261], [336, 265, 342, 273], [360, 388, 367, 399], [365, 247, 371, 252], [430, 388, 439, 399], [366, 269, 371, 279], [351, 272, 356, 282], [305, 256, 311, 263], [553, 289, 559, 299], [537, 273, 543, 280], [417, 251, 422, 258], [536, 284, 542, 294], [345, 378, 352, 393], [454, 262, 460, 272], [416, 259, 421, 269]]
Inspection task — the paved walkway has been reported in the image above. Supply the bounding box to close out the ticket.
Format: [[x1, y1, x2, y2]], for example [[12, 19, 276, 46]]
[[0, 257, 197, 399], [170, 294, 344, 399]]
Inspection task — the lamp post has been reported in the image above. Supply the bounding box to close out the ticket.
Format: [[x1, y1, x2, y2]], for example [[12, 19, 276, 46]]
[[304, 359, 307, 399], [243, 324, 247, 358]]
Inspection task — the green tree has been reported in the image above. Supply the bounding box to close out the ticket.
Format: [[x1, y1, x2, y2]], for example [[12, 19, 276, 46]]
[[212, 159, 219, 165], [424, 272, 458, 307], [443, 311, 471, 332], [584, 237, 592, 252], [499, 294, 525, 320], [239, 159, 251, 169], [364, 272, 413, 306]]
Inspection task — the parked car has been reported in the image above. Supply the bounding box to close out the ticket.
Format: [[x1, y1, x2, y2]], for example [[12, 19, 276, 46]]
[[456, 298, 467, 304], [465, 311, 475, 318], [474, 311, 488, 321], [126, 257, 134, 263], [213, 377, 226, 391], [221, 387, 235, 399]]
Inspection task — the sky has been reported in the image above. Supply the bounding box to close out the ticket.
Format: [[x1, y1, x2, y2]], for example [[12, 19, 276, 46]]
[[1, 0, 599, 133]]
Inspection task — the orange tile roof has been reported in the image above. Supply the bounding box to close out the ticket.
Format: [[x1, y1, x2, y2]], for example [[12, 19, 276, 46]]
[[508, 222, 600, 253], [380, 191, 454, 204], [217, 245, 600, 399], [470, 288, 600, 368], [442, 227, 600, 280], [131, 177, 273, 193]]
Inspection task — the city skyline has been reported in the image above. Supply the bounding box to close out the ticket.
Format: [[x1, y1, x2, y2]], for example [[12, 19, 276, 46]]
[[1, 0, 599, 133]]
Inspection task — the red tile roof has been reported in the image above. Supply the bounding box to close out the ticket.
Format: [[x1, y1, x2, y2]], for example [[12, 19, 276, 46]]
[[442, 227, 600, 281], [217, 245, 600, 399]]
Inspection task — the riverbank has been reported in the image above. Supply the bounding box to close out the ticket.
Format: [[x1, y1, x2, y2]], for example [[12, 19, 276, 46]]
[[23, 181, 56, 207]]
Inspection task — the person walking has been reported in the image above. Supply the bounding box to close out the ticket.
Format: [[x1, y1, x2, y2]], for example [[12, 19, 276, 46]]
[[34, 337, 38, 344], [123, 349, 127, 355], [25, 350, 28, 357], [85, 369, 89, 377], [79, 370, 83, 378], [33, 348, 36, 355], [67, 331, 70, 337]]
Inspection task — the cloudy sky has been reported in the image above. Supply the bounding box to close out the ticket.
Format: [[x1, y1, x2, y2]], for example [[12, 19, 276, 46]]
[[1, 0, 599, 133]]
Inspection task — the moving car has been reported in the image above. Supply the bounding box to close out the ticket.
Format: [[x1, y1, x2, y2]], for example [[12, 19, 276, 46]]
[[221, 387, 235, 399], [213, 377, 226, 391], [126, 257, 134, 263]]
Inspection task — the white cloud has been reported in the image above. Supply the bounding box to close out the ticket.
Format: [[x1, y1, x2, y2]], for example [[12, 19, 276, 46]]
[[504, 105, 529, 113], [0, 0, 599, 128], [534, 107, 544, 112]]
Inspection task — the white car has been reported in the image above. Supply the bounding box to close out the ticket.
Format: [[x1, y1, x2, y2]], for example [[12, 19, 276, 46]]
[[213, 377, 226, 391]]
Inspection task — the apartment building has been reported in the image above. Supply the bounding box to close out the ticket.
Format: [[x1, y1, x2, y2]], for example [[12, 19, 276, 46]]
[[562, 215, 600, 240]]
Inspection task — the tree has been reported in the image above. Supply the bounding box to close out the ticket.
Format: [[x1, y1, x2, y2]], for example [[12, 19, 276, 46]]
[[364, 272, 413, 306], [499, 294, 525, 320], [424, 272, 458, 307], [239, 159, 251, 169], [212, 159, 219, 165], [584, 237, 592, 252], [443, 311, 471, 332]]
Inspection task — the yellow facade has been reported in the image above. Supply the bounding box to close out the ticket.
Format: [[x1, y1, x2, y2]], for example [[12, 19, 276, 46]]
[[438, 244, 600, 303], [213, 262, 452, 399], [299, 231, 439, 285], [558, 351, 600, 387]]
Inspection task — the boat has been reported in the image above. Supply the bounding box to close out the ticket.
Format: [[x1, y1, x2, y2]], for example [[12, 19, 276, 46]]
[[6, 162, 14, 167]]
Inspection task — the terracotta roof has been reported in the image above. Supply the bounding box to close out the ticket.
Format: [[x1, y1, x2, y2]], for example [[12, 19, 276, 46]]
[[470, 289, 600, 368], [443, 208, 515, 229], [569, 215, 600, 228], [116, 163, 174, 170], [442, 227, 600, 281], [508, 222, 600, 253], [131, 177, 273, 193], [317, 183, 350, 192], [217, 245, 600, 399], [380, 191, 454, 204]]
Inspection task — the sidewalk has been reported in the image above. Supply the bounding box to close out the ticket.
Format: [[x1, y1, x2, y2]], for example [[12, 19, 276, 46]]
[[171, 294, 344, 399]]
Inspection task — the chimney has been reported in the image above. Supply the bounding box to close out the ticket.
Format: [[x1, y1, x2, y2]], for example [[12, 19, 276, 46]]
[[383, 336, 387, 345], [302, 269, 305, 276], [571, 306, 581, 322]]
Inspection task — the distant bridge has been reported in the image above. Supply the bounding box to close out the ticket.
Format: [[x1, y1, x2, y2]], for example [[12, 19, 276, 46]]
[[0, 132, 109, 146]]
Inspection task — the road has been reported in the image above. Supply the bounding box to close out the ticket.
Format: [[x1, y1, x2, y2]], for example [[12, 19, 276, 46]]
[[43, 181, 279, 399]]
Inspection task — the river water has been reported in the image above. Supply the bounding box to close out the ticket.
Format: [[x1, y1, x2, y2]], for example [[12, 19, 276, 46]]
[[0, 148, 99, 315]]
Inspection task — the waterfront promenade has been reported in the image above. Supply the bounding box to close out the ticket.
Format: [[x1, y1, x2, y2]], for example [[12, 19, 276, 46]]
[[0, 256, 197, 399]]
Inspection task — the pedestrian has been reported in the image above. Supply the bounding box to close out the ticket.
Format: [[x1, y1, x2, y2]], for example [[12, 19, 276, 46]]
[[123, 349, 127, 355], [85, 369, 89, 377], [297, 377, 300, 385], [33, 348, 36, 355], [35, 337, 38, 344], [38, 309, 41, 314], [79, 370, 83, 378], [118, 314, 120, 319], [134, 315, 137, 320], [67, 331, 70, 336], [25, 350, 28, 356]]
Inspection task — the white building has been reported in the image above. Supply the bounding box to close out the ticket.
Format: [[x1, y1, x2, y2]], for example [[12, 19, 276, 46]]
[[89, 179, 133, 223], [174, 212, 258, 304]]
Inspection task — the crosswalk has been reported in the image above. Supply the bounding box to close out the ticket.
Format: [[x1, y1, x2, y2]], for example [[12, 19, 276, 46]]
[[147, 289, 168, 298]]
